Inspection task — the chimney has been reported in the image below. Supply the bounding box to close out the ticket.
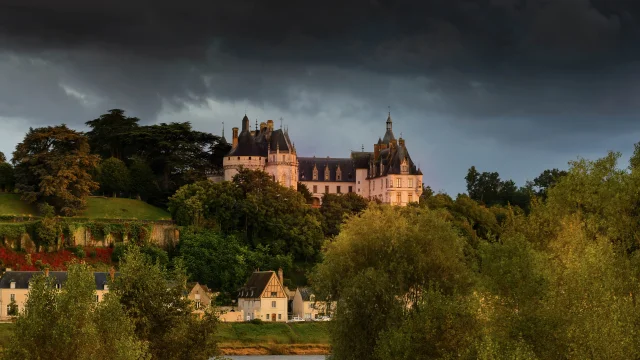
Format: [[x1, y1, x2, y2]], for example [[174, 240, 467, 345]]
[[374, 144, 380, 161], [44, 268, 49, 277], [5, 268, 11, 272], [390, 139, 397, 149], [232, 127, 239, 148], [278, 268, 283, 285], [399, 138, 405, 147], [267, 120, 274, 131], [109, 266, 115, 282], [260, 122, 267, 132]]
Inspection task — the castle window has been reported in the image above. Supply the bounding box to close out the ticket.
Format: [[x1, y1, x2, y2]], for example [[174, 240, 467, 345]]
[[249, 157, 251, 160], [336, 166, 342, 181], [408, 179, 413, 188], [324, 167, 330, 181], [237, 157, 240, 160], [228, 157, 230, 160], [396, 179, 402, 188], [396, 193, 401, 204], [313, 166, 318, 180], [348, 186, 353, 193], [387, 179, 390, 188], [408, 194, 413, 203], [325, 186, 329, 193], [337, 186, 341, 193], [313, 185, 318, 193], [283, 155, 286, 162]]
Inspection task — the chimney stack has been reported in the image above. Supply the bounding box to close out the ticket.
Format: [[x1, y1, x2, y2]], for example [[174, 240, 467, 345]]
[[109, 266, 115, 282], [232, 127, 239, 148], [44, 268, 49, 277], [260, 122, 267, 132], [267, 120, 274, 131], [374, 144, 380, 161], [278, 268, 283, 285]]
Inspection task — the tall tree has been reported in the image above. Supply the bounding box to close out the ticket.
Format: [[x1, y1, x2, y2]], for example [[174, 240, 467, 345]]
[[0, 162, 14, 192], [85, 109, 140, 160], [98, 157, 131, 197], [319, 192, 369, 237], [128, 157, 160, 201], [0, 151, 5, 163], [12, 125, 100, 215], [525, 168, 568, 199], [3, 262, 148, 360], [112, 246, 219, 360]]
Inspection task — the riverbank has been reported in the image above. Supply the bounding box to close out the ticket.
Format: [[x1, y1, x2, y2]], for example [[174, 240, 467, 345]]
[[216, 322, 331, 355]]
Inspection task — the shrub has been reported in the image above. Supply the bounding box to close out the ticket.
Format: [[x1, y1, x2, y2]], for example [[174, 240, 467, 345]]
[[249, 318, 263, 325]]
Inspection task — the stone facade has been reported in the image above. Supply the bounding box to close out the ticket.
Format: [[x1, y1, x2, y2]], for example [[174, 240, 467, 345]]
[[222, 112, 423, 205]]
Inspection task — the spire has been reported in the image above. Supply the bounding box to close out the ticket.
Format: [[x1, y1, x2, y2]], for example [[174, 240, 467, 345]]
[[222, 121, 225, 137], [386, 106, 392, 131], [242, 114, 250, 132], [361, 144, 364, 152], [255, 119, 258, 131]]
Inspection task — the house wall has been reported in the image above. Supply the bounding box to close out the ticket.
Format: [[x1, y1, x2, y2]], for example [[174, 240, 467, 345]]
[[0, 287, 110, 320], [237, 297, 288, 321]]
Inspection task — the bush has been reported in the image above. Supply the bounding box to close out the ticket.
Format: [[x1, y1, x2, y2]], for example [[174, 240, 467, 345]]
[[37, 202, 55, 217], [249, 318, 263, 325], [111, 243, 128, 263], [88, 249, 97, 258]]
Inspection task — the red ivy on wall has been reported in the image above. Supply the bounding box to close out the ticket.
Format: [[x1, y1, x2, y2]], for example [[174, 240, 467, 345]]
[[0, 247, 114, 271]]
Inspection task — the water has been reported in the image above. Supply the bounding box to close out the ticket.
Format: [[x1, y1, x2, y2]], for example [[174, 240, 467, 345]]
[[227, 356, 326, 360]]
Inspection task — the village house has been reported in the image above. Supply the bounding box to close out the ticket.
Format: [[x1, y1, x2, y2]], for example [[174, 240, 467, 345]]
[[292, 287, 336, 320], [186, 282, 214, 312], [237, 268, 288, 322], [0, 268, 116, 320]]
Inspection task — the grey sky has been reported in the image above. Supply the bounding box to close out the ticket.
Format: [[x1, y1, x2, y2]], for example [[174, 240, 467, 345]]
[[1, 0, 640, 194]]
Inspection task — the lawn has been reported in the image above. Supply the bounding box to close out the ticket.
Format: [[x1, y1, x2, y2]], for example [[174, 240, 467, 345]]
[[0, 194, 170, 221], [215, 322, 330, 345], [0, 323, 14, 351], [0, 194, 36, 216], [78, 197, 170, 220]]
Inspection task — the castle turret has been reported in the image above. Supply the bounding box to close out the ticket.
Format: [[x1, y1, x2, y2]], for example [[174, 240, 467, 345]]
[[232, 127, 239, 148]]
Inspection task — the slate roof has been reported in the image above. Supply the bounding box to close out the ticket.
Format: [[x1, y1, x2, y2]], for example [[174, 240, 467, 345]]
[[370, 141, 422, 178], [0, 271, 118, 290], [351, 151, 373, 169], [238, 271, 278, 298], [298, 157, 355, 182], [297, 287, 315, 302], [227, 115, 295, 157]]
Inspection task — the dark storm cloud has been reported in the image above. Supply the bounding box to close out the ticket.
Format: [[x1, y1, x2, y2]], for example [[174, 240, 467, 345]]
[[1, 0, 640, 142]]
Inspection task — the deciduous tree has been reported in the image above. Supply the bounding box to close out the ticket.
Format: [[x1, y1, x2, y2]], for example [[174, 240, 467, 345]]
[[98, 157, 131, 197], [12, 125, 99, 215]]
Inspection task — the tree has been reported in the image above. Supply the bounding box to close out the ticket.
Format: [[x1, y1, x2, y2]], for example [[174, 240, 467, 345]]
[[312, 205, 472, 359], [465, 166, 530, 210], [0, 162, 15, 192], [0, 151, 5, 163], [112, 246, 219, 360], [128, 157, 160, 201], [525, 168, 568, 199], [168, 169, 324, 263], [3, 262, 148, 360], [319, 192, 369, 237], [297, 182, 313, 204], [12, 125, 100, 215], [85, 109, 140, 160], [98, 157, 131, 197]]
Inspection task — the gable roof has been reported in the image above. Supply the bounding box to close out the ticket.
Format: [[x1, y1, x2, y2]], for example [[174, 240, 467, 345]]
[[298, 157, 356, 182], [297, 287, 315, 301], [0, 271, 118, 290], [238, 271, 278, 298]]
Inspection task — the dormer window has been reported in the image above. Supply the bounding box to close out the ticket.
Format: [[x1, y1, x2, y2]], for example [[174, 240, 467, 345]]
[[9, 281, 15, 289], [103, 283, 109, 291], [336, 166, 342, 181], [324, 165, 330, 181], [401, 159, 409, 174], [313, 165, 318, 180]]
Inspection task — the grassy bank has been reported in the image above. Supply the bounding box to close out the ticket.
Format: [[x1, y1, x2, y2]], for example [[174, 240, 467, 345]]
[[0, 194, 170, 220], [0, 321, 330, 355], [215, 322, 331, 355]]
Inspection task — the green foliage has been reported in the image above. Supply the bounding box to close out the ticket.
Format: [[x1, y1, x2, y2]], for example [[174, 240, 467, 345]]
[[169, 169, 324, 263], [113, 246, 219, 360], [6, 299, 17, 317], [178, 229, 291, 299], [465, 166, 530, 210], [85, 109, 140, 161], [2, 261, 148, 360], [37, 202, 55, 217], [249, 319, 264, 325], [0, 162, 14, 192], [35, 217, 62, 247], [98, 157, 131, 197], [296, 182, 313, 203], [0, 151, 5, 163], [128, 157, 160, 202], [12, 125, 100, 216], [319, 192, 369, 238]]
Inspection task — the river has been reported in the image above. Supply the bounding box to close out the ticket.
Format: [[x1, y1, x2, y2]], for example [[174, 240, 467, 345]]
[[227, 356, 326, 360]]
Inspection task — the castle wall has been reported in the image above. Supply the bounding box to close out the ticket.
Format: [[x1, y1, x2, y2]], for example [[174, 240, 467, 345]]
[[300, 180, 357, 204], [367, 174, 423, 205], [265, 153, 298, 190], [224, 156, 267, 181], [355, 169, 369, 199]]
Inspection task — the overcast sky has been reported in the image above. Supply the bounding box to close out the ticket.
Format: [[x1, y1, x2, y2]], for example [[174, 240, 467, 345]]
[[1, 0, 640, 194]]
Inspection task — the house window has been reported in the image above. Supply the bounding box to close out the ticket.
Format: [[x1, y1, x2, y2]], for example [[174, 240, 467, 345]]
[[271, 292, 277, 297], [305, 313, 311, 320], [408, 194, 413, 203], [348, 186, 353, 193], [95, 295, 99, 303], [325, 186, 329, 193], [396, 179, 401, 188], [272, 301, 277, 308], [408, 179, 413, 187], [283, 155, 286, 162], [10, 294, 15, 301], [266, 315, 269, 320], [56, 283, 61, 290], [396, 193, 401, 204], [278, 314, 282, 320], [103, 284, 108, 291], [195, 301, 201, 310], [358, 181, 360, 184], [386, 179, 389, 188], [9, 282, 15, 289], [313, 185, 318, 193], [337, 186, 341, 194]]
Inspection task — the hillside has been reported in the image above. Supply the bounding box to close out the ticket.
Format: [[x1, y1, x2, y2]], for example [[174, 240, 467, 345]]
[[0, 194, 170, 220]]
